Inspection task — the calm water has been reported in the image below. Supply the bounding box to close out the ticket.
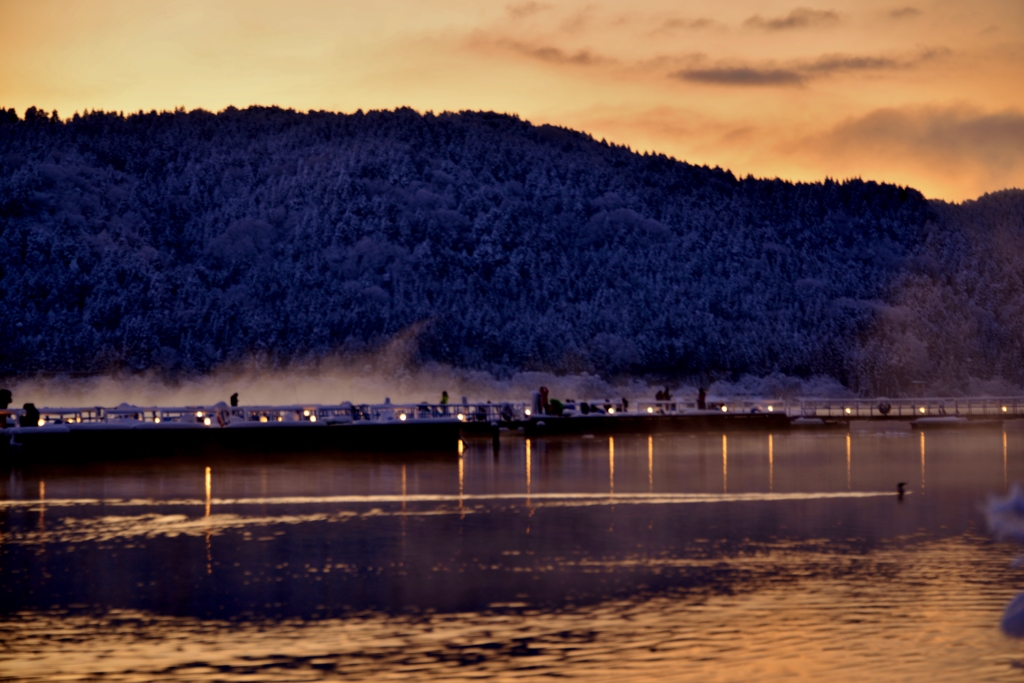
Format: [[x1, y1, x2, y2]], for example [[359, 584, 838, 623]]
[[3, 426, 1024, 681]]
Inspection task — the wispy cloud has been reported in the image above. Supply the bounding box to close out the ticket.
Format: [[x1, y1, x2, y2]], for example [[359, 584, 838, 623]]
[[678, 67, 803, 86], [817, 106, 1024, 173], [506, 2, 550, 19], [672, 48, 948, 87], [889, 7, 921, 19], [653, 17, 717, 33], [744, 8, 842, 30], [494, 39, 611, 66]]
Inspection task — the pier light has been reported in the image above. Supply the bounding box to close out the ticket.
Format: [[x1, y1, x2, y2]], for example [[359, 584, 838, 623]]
[[845, 407, 852, 415], [310, 414, 317, 422], [608, 408, 616, 415], [524, 408, 532, 416], [76, 416, 82, 423], [1003, 406, 1009, 413], [154, 417, 161, 424], [259, 415, 268, 423], [767, 406, 774, 412], [919, 407, 926, 414], [721, 406, 728, 413], [399, 413, 407, 421], [277, 416, 283, 422], [38, 418, 45, 427], [196, 411, 203, 418], [457, 413, 466, 422], [203, 417, 212, 426], [303, 410, 310, 417], [647, 406, 654, 414]]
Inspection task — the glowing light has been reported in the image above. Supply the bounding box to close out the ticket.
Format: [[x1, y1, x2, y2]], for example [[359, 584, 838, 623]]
[[845, 407, 852, 414], [1003, 406, 1009, 413], [458, 439, 464, 455], [608, 408, 616, 415], [196, 411, 203, 417], [767, 406, 774, 412], [524, 408, 531, 416], [309, 414, 317, 422], [919, 407, 926, 414], [647, 406, 654, 414], [277, 416, 283, 422], [203, 417, 212, 426], [37, 418, 45, 426], [154, 417, 161, 424], [303, 410, 310, 417], [457, 413, 466, 421], [76, 416, 82, 423], [721, 406, 728, 413], [259, 415, 268, 423], [399, 413, 407, 421]]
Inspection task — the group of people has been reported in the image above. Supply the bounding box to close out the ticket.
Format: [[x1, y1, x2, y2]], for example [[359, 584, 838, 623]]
[[0, 389, 41, 428], [654, 386, 708, 410], [0, 390, 244, 429]]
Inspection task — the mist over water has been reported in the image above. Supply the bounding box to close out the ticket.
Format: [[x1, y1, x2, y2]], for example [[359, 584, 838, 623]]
[[4, 363, 649, 408], [4, 359, 866, 409]]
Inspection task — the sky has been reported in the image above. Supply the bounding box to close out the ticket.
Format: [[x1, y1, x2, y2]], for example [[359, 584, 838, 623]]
[[1, 0, 1022, 202]]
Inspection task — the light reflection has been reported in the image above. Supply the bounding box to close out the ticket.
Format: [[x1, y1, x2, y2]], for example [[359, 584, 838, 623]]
[[525, 439, 532, 500], [401, 464, 407, 512], [920, 431, 926, 495], [648, 435, 653, 493], [458, 452, 464, 518], [39, 479, 45, 533], [768, 434, 774, 493], [722, 434, 728, 494], [525, 438, 533, 533], [204, 466, 212, 575], [609, 437, 615, 497], [846, 433, 852, 491], [400, 464, 408, 545], [261, 468, 268, 516]]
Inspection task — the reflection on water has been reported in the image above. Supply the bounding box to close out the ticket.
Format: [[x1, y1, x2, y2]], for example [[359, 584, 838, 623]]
[[2, 429, 1024, 681]]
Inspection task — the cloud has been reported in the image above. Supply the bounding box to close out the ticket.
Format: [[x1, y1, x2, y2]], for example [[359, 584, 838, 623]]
[[506, 2, 550, 19], [675, 67, 804, 86], [494, 39, 610, 66], [800, 106, 1024, 199], [672, 48, 948, 87], [654, 17, 717, 32], [744, 8, 842, 30], [889, 7, 921, 19], [823, 107, 1024, 171]]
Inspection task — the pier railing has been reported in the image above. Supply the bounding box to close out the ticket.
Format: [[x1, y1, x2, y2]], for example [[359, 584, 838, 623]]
[[8, 401, 531, 427], [5, 396, 1024, 428], [793, 397, 1024, 419]]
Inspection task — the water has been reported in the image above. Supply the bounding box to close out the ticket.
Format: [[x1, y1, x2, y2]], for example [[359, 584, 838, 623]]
[[2, 427, 1024, 680]]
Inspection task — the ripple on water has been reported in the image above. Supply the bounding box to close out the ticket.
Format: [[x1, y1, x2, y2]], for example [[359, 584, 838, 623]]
[[1, 536, 1022, 682]]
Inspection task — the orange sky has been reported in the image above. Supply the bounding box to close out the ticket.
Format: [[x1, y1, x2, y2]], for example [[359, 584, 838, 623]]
[[1, 0, 1022, 201]]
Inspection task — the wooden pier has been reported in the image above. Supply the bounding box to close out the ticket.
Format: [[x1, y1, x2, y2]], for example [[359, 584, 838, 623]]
[[2, 395, 1022, 464]]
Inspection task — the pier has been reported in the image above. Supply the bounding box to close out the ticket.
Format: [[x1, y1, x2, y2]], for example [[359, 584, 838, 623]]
[[2, 395, 1022, 463]]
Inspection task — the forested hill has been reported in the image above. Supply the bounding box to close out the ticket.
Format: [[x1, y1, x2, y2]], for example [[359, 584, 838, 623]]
[[1, 106, 1023, 394]]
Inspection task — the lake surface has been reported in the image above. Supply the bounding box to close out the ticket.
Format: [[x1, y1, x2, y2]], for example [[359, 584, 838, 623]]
[[3, 426, 1024, 681]]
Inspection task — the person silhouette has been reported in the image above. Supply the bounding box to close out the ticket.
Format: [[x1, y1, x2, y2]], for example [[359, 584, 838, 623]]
[[20, 403, 40, 428], [0, 388, 11, 428]]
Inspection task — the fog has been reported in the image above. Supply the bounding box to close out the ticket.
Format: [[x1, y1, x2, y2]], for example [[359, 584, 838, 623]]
[[3, 361, 655, 410]]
